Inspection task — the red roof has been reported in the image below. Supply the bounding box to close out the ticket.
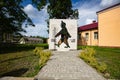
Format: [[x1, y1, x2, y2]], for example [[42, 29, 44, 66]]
[[78, 22, 98, 31]]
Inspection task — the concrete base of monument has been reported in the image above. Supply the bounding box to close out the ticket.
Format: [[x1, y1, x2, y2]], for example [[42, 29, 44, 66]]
[[49, 49, 77, 51], [49, 43, 77, 51], [56, 43, 69, 51]]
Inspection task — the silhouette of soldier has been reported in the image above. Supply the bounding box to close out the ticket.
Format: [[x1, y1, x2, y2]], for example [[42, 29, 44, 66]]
[[55, 21, 71, 48]]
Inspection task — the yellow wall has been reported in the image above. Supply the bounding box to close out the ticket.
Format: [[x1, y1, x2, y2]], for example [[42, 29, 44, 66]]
[[78, 29, 98, 46], [98, 5, 120, 47]]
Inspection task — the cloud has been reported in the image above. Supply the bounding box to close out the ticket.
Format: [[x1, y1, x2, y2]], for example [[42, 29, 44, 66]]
[[78, 9, 98, 26], [22, 4, 49, 37], [100, 0, 120, 8], [22, 24, 48, 37], [74, 1, 99, 26], [73, 0, 119, 27], [86, 18, 95, 24]]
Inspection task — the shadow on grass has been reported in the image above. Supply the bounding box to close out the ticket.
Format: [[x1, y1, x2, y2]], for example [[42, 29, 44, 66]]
[[0, 54, 33, 63], [1, 68, 28, 77]]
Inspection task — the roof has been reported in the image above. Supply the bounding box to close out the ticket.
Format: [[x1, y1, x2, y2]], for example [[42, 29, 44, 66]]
[[97, 3, 120, 13], [78, 22, 98, 31], [21, 37, 43, 41], [27, 37, 42, 41]]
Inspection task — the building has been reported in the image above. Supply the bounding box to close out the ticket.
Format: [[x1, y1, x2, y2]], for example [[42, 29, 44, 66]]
[[97, 3, 120, 47], [19, 37, 43, 44], [2, 33, 13, 43], [78, 21, 98, 46], [78, 3, 120, 47]]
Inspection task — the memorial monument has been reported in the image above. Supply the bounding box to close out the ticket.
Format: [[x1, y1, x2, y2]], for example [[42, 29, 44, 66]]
[[49, 19, 77, 51]]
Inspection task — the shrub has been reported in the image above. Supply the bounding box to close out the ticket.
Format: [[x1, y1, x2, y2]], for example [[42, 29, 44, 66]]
[[33, 47, 51, 69], [97, 62, 107, 73], [39, 51, 51, 65], [1, 43, 48, 54], [79, 47, 96, 58], [79, 47, 107, 73], [33, 47, 43, 56]]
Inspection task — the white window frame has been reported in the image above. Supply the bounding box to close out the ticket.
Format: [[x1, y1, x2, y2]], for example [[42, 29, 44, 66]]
[[94, 32, 98, 39]]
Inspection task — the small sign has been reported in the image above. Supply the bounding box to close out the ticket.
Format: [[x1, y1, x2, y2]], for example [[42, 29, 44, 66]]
[[51, 39, 56, 42], [71, 39, 75, 43]]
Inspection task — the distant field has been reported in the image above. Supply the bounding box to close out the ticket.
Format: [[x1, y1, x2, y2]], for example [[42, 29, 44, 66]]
[[78, 46, 120, 79]]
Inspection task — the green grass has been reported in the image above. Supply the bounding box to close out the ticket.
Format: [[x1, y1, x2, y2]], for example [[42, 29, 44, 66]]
[[0, 44, 49, 77], [78, 46, 120, 79], [0, 50, 40, 77]]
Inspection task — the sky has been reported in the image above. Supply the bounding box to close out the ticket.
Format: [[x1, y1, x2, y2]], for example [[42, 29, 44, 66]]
[[21, 0, 120, 38]]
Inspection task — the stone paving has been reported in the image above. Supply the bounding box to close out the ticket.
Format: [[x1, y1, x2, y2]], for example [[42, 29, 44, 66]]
[[35, 50, 106, 80]]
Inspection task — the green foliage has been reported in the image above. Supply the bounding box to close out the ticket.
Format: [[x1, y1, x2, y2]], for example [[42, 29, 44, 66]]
[[1, 43, 48, 54], [96, 62, 107, 73], [32, 0, 79, 19], [0, 0, 34, 40], [39, 51, 51, 66], [78, 46, 120, 79], [33, 47, 51, 69], [32, 0, 47, 10], [33, 47, 44, 56], [47, 0, 78, 19], [79, 47, 107, 73]]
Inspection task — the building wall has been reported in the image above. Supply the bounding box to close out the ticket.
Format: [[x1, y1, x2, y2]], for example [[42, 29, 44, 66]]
[[98, 5, 120, 47], [3, 33, 13, 43], [78, 29, 98, 46]]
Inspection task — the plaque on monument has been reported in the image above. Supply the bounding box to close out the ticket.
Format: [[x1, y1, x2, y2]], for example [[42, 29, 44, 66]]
[[49, 19, 77, 51]]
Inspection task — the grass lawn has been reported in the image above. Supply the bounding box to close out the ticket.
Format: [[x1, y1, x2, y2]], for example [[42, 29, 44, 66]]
[[78, 46, 120, 79], [0, 43, 48, 77], [0, 50, 40, 77]]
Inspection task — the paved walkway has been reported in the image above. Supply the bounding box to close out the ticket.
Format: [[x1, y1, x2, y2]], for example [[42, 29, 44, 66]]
[[0, 77, 33, 80], [35, 50, 106, 80]]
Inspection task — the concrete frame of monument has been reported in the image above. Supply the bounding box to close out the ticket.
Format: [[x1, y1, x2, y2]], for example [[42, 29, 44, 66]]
[[55, 21, 71, 48]]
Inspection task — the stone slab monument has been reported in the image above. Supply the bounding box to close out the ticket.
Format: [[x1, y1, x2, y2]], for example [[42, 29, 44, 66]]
[[49, 19, 77, 51]]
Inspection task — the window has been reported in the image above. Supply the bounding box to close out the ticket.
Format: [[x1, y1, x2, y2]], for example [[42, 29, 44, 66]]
[[85, 33, 89, 41], [94, 32, 98, 39], [78, 33, 81, 40]]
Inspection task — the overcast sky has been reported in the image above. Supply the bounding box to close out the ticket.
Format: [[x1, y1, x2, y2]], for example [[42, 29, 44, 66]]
[[21, 0, 120, 37]]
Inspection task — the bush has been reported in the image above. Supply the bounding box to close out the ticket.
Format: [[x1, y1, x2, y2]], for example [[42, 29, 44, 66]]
[[39, 51, 51, 65], [1, 43, 48, 54], [33, 47, 44, 56], [79, 47, 107, 73], [97, 62, 107, 73], [33, 47, 51, 69]]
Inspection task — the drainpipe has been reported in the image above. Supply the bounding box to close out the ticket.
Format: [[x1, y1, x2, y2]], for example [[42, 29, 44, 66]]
[[90, 30, 92, 45]]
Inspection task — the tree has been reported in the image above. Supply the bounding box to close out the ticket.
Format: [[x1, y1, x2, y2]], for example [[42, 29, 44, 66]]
[[32, 0, 79, 19], [0, 0, 79, 42], [32, 0, 79, 33], [0, 0, 34, 42], [47, 0, 78, 19]]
